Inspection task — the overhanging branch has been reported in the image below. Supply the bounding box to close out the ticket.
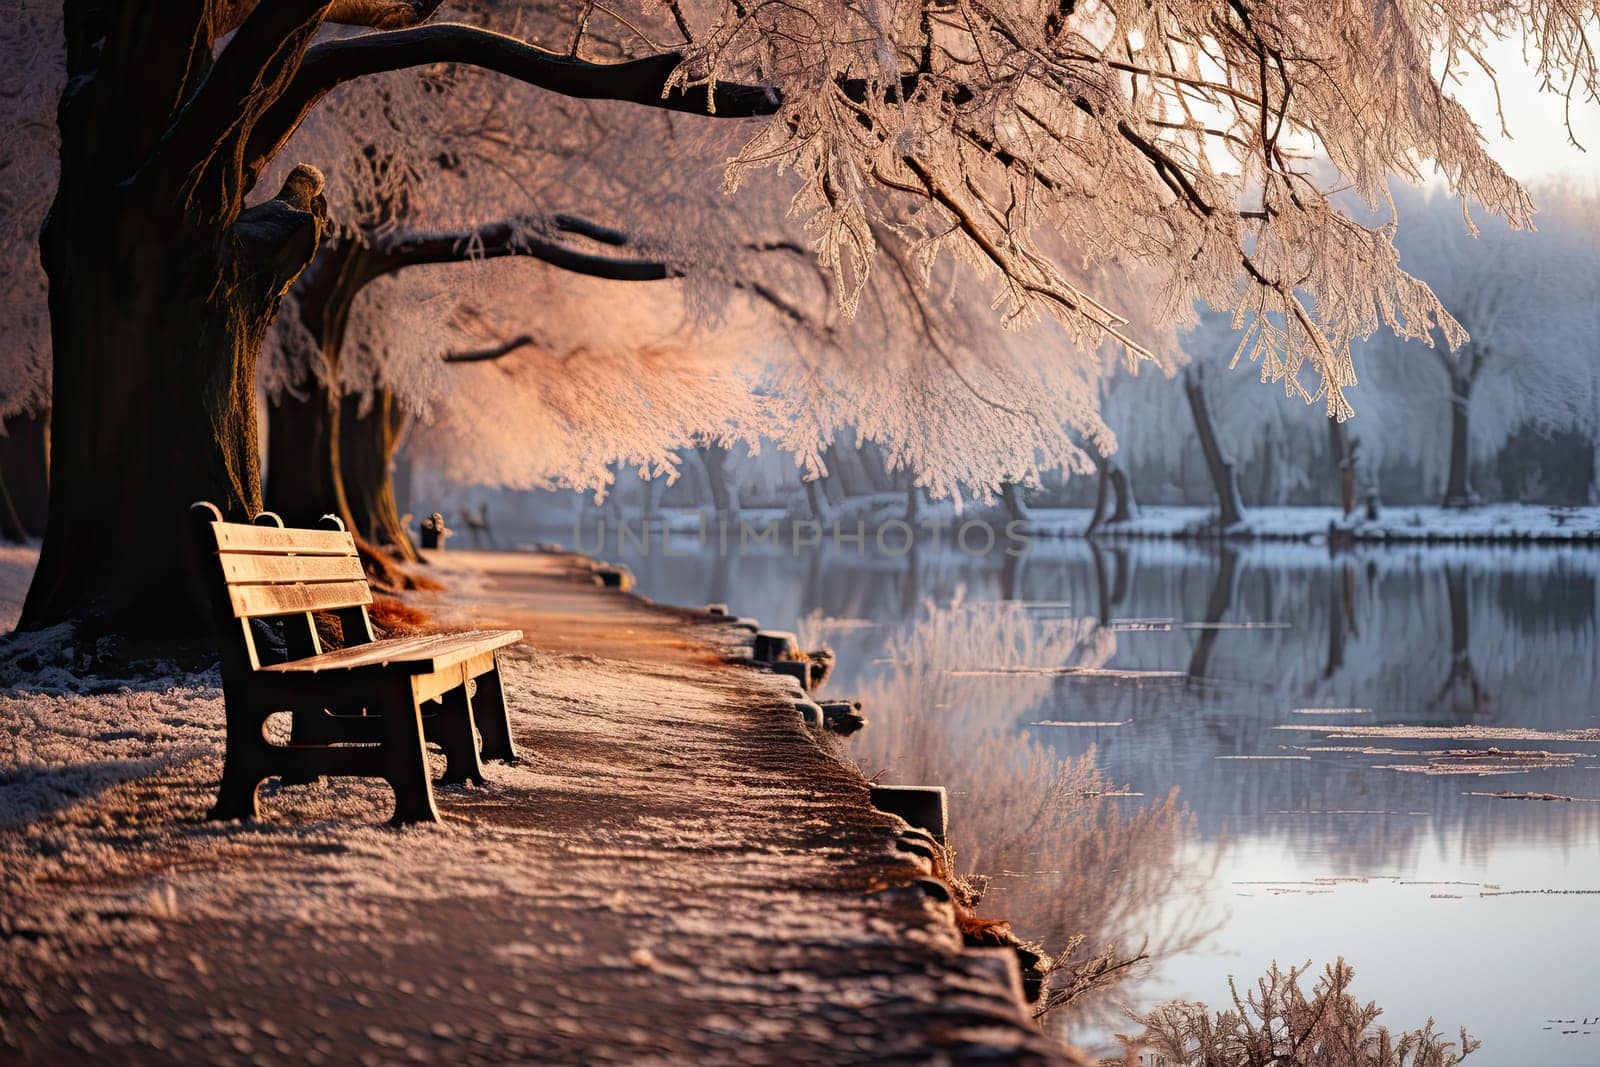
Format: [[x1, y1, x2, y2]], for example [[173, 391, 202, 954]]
[[369, 216, 674, 281], [245, 24, 780, 184]]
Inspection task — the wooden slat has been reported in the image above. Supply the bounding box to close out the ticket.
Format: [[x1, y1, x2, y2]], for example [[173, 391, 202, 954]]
[[226, 580, 372, 619], [218, 552, 366, 585], [260, 629, 522, 676], [414, 652, 499, 704], [209, 521, 357, 556]]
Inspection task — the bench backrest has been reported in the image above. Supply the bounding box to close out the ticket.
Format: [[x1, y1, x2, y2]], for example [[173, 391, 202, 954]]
[[191, 502, 376, 673]]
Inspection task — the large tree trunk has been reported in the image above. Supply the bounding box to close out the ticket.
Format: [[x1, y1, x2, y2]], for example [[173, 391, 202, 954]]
[[21, 161, 326, 633], [825, 437, 873, 498], [393, 447, 414, 519], [1183, 366, 1245, 528], [340, 391, 420, 563], [999, 482, 1030, 523], [0, 412, 50, 539], [1107, 461, 1138, 523], [265, 378, 353, 529], [18, 0, 340, 634], [857, 439, 896, 493], [699, 442, 741, 516], [1327, 416, 1350, 512], [804, 477, 834, 524], [1257, 423, 1280, 504], [263, 235, 380, 531], [1087, 463, 1111, 535], [1442, 372, 1475, 508], [642, 474, 666, 519]]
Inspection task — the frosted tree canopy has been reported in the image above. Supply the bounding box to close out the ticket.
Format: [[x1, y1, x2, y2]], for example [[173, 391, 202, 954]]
[[5, 0, 1600, 496]]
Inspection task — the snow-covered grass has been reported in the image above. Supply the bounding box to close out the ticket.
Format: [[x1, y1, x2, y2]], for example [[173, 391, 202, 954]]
[[1022, 503, 1600, 543]]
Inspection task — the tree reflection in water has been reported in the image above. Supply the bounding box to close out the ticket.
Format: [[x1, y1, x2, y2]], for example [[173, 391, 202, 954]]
[[807, 594, 1218, 1038]]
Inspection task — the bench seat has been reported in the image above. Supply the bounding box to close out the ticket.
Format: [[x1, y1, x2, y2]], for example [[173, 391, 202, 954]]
[[259, 629, 522, 676]]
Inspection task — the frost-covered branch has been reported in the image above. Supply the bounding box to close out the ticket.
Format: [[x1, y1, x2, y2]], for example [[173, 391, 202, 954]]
[[245, 24, 780, 184], [371, 216, 675, 281]]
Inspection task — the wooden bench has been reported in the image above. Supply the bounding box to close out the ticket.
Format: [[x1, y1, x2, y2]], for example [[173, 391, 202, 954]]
[[190, 502, 523, 824]]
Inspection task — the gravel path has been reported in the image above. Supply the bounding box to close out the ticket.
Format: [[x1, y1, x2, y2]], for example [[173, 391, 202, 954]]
[[0, 549, 1070, 1065]]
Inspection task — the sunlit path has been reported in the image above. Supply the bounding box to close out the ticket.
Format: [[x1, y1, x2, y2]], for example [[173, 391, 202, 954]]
[[0, 549, 1064, 1065]]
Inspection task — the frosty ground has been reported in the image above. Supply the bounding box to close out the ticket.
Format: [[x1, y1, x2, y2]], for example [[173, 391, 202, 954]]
[[0, 547, 1066, 1065]]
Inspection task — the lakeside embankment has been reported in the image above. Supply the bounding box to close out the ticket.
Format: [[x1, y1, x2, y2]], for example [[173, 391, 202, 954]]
[[0, 547, 1071, 1065]]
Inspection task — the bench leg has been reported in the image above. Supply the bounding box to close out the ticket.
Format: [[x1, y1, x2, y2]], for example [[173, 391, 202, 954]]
[[473, 661, 518, 764], [209, 709, 269, 821], [280, 707, 330, 787], [379, 681, 442, 825], [434, 685, 486, 786]]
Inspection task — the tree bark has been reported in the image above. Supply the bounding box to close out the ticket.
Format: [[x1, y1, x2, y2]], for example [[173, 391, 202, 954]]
[[340, 390, 420, 562], [903, 485, 923, 524], [1107, 462, 1138, 523], [642, 473, 666, 519], [393, 446, 414, 518], [999, 482, 1030, 523], [1087, 463, 1111, 535], [1327, 416, 1350, 512], [1442, 372, 1475, 508], [699, 442, 741, 516], [1183, 366, 1245, 528], [265, 378, 351, 528], [857, 439, 896, 492], [264, 234, 375, 530], [22, 164, 327, 632], [0, 412, 50, 539], [825, 438, 873, 498], [1257, 423, 1279, 504], [804, 477, 834, 524]]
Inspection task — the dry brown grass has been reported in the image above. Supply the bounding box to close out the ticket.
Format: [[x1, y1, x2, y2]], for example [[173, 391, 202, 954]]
[[308, 597, 433, 647], [369, 595, 432, 637], [311, 610, 345, 649], [354, 536, 444, 593]]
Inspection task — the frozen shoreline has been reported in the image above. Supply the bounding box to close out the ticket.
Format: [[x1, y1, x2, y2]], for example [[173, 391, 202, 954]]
[[1024, 503, 1600, 544], [517, 501, 1600, 549], [0, 547, 1069, 1065]]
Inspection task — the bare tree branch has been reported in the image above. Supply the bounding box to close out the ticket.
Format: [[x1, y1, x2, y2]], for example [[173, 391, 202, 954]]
[[245, 25, 781, 185], [442, 334, 536, 363], [369, 215, 674, 281]]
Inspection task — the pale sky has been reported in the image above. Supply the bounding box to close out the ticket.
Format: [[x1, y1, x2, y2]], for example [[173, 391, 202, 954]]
[[1448, 37, 1600, 184]]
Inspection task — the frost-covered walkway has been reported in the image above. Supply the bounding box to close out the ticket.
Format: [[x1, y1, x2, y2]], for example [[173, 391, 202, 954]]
[[0, 549, 1064, 1065]]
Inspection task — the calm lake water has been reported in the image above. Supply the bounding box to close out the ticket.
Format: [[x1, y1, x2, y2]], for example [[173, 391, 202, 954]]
[[560, 527, 1600, 1064]]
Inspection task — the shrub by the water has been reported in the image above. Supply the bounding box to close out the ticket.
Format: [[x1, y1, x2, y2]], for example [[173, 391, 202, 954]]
[[1123, 958, 1478, 1066]]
